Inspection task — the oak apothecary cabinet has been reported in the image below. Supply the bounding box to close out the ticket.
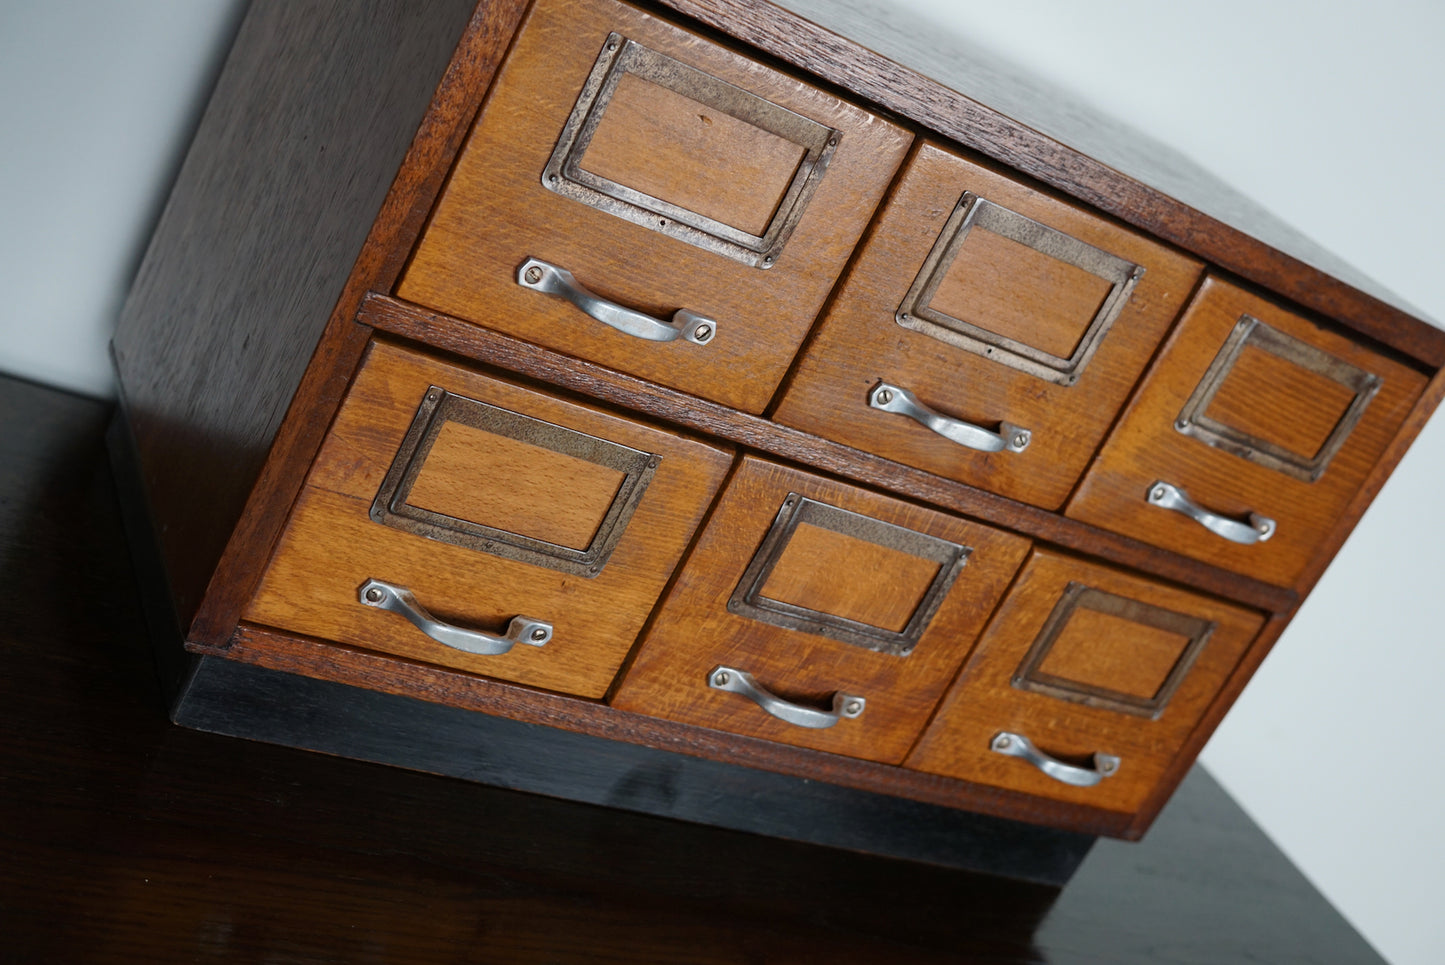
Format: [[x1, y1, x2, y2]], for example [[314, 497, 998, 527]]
[[110, 0, 1444, 880]]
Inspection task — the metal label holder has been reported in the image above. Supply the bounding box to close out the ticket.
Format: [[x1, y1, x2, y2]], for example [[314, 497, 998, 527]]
[[727, 494, 970, 657], [1012, 582, 1215, 719], [1175, 314, 1382, 482], [543, 34, 839, 269], [370, 386, 657, 578], [896, 193, 1143, 386]]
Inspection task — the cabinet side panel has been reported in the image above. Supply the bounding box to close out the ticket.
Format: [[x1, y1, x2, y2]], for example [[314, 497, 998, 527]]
[[111, 0, 483, 633]]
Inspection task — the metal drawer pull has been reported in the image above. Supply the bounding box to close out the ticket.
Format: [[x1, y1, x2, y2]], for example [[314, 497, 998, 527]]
[[868, 382, 1030, 453], [358, 579, 552, 656], [516, 257, 717, 345], [708, 666, 865, 729], [1146, 481, 1275, 545], [990, 732, 1120, 787]]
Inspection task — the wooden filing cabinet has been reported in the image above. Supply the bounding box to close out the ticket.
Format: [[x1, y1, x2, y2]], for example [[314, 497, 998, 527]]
[[110, 0, 1445, 876]]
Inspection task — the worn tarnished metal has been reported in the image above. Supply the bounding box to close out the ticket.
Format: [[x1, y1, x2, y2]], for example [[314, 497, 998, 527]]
[[990, 732, 1120, 787], [1175, 314, 1382, 482], [726, 494, 970, 657], [1146, 480, 1275, 546], [868, 381, 1031, 454], [707, 665, 865, 729], [543, 34, 839, 269], [1011, 582, 1216, 719], [357, 578, 552, 656], [370, 386, 657, 578], [515, 257, 717, 344], [896, 193, 1143, 386]]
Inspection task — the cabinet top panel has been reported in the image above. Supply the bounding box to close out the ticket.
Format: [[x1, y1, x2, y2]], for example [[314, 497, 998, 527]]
[[657, 0, 1444, 365]]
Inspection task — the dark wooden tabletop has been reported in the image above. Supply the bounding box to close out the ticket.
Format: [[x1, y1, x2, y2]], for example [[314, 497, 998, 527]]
[[0, 372, 1384, 964]]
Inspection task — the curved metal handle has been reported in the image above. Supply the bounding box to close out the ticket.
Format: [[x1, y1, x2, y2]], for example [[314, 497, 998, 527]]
[[358, 579, 552, 656], [868, 382, 1030, 453], [708, 666, 864, 729], [516, 257, 717, 345], [1146, 481, 1275, 545], [990, 732, 1120, 787]]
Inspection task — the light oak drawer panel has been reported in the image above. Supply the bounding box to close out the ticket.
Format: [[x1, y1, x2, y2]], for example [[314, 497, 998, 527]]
[[772, 141, 1203, 510], [611, 456, 1031, 764], [397, 0, 912, 414], [906, 549, 1263, 815], [1066, 276, 1428, 586], [244, 340, 732, 698]]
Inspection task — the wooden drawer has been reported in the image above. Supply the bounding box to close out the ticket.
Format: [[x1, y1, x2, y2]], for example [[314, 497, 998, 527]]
[[244, 340, 732, 698], [396, 0, 911, 414], [772, 141, 1203, 510], [611, 456, 1031, 764], [906, 549, 1263, 815], [1067, 276, 1428, 586]]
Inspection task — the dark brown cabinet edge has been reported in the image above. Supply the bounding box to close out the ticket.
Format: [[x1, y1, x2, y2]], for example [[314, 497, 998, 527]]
[[1126, 611, 1294, 837], [168, 647, 1097, 885]]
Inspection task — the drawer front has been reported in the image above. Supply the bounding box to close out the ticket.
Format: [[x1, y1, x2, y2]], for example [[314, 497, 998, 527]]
[[906, 549, 1263, 814], [772, 141, 1203, 510], [244, 340, 732, 698], [1067, 275, 1428, 586], [397, 0, 911, 414], [611, 456, 1031, 764]]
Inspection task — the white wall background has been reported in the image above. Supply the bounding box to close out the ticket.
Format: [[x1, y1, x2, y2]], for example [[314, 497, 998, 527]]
[[2, 2, 1440, 963], [0, 0, 245, 396]]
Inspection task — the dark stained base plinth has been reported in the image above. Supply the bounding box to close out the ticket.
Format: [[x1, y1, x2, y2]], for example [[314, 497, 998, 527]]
[[0, 373, 1388, 964], [173, 651, 1095, 885]]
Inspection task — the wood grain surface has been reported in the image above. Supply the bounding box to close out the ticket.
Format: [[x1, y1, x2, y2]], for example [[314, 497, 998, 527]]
[[1039, 607, 1191, 700], [931, 227, 1115, 358], [1203, 344, 1360, 458], [406, 421, 628, 550], [762, 521, 942, 632], [772, 141, 1203, 510], [907, 549, 1264, 816], [1067, 275, 1429, 587], [397, 0, 912, 414], [244, 340, 732, 697], [612, 456, 1031, 764], [578, 71, 808, 236], [363, 292, 1299, 616]]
